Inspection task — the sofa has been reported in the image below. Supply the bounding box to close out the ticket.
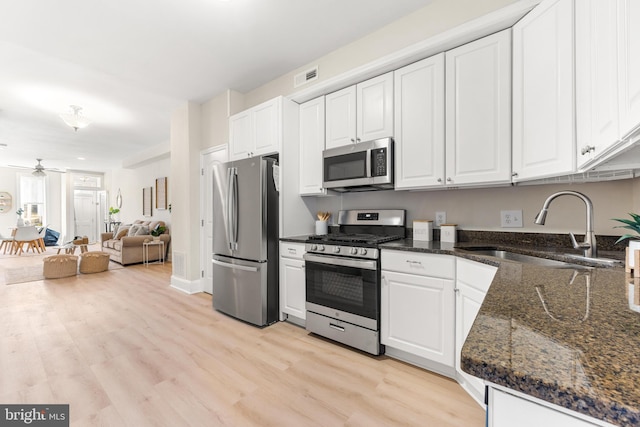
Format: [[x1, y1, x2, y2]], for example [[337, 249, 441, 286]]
[[100, 220, 170, 265]]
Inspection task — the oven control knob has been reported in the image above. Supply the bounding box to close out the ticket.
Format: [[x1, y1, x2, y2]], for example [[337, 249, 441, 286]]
[[318, 245, 325, 251], [359, 248, 367, 255], [310, 244, 317, 251], [333, 246, 340, 253], [350, 248, 358, 255]]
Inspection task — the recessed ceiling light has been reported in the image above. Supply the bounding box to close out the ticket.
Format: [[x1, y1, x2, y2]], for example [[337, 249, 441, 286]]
[[0, 143, 7, 149], [77, 157, 86, 160]]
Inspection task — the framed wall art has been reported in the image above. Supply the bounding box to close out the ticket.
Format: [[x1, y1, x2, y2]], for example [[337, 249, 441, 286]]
[[0, 192, 12, 213], [143, 187, 152, 217], [156, 177, 167, 210]]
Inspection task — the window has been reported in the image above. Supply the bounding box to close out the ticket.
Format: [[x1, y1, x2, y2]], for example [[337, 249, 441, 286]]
[[19, 175, 46, 226]]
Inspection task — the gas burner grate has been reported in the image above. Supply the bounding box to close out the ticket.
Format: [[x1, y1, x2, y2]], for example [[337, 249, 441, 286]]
[[308, 233, 401, 245]]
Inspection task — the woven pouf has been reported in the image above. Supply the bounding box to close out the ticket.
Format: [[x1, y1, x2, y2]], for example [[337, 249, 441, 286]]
[[43, 254, 78, 279], [79, 251, 111, 274]]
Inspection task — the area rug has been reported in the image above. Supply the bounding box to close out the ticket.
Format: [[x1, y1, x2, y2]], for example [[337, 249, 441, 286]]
[[4, 262, 124, 285]]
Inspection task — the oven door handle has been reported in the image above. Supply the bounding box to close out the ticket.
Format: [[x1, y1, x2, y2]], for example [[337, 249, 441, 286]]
[[303, 253, 377, 270]]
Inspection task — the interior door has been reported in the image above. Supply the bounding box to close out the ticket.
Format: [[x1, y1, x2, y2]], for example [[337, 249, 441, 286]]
[[201, 145, 228, 294], [73, 190, 97, 242]]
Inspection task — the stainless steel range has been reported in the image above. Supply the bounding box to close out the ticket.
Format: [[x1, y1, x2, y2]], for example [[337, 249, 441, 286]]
[[304, 209, 406, 355]]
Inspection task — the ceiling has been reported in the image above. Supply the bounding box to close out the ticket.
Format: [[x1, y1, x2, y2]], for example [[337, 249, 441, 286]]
[[0, 0, 433, 173]]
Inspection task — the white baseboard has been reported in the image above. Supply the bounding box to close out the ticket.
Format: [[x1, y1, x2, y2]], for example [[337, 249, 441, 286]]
[[170, 275, 203, 294]]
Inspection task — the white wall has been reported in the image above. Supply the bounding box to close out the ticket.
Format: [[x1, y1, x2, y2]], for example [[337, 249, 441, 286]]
[[108, 157, 171, 227]]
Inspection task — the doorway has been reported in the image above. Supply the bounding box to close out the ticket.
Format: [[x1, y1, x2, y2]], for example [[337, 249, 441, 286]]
[[73, 189, 106, 243]]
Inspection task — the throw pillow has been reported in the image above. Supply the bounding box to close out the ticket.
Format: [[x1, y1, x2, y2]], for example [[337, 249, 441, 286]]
[[135, 225, 150, 236], [115, 226, 130, 240], [127, 225, 141, 236]]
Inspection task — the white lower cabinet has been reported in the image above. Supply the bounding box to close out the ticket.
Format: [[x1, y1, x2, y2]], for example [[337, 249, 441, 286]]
[[455, 258, 498, 406], [488, 387, 607, 427], [279, 242, 306, 324], [381, 250, 455, 371]]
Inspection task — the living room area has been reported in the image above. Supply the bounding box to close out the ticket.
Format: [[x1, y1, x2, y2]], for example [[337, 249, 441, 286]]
[[0, 146, 172, 278]]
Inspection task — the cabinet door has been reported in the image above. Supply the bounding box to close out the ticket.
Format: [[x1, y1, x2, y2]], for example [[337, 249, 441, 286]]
[[299, 97, 326, 196], [394, 54, 446, 189], [455, 258, 497, 405], [229, 110, 252, 160], [512, 0, 576, 181], [252, 98, 281, 156], [357, 72, 394, 142], [325, 86, 356, 149], [280, 256, 306, 320], [445, 30, 512, 186], [576, 0, 620, 168], [381, 270, 454, 366], [618, 0, 640, 139]]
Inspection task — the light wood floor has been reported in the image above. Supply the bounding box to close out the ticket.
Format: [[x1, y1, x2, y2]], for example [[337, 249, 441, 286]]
[[0, 248, 485, 426]]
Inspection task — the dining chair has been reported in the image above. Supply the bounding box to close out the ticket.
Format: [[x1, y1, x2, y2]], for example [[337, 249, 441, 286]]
[[0, 232, 14, 254], [36, 225, 48, 252], [11, 226, 42, 255]]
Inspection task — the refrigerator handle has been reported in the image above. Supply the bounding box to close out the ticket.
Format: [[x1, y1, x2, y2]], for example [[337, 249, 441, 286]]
[[212, 258, 258, 272], [226, 167, 235, 251], [228, 167, 239, 251]]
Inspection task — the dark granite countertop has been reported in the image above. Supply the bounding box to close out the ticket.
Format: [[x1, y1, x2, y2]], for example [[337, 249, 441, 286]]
[[379, 238, 636, 426]]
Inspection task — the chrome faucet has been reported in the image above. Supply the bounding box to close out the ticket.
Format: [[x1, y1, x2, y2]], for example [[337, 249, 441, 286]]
[[534, 190, 597, 258]]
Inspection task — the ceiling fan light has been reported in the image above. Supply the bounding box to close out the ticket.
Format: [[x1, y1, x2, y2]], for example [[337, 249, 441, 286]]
[[60, 105, 91, 131], [32, 169, 46, 177]]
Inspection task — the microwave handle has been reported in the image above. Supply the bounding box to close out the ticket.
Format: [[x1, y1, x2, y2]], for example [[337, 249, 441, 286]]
[[366, 148, 372, 178]]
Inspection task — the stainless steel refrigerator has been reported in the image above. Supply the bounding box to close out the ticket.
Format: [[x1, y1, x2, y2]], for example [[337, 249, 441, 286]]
[[211, 155, 279, 326]]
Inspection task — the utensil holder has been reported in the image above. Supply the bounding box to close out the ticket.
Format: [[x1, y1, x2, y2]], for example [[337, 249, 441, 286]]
[[315, 220, 328, 235]]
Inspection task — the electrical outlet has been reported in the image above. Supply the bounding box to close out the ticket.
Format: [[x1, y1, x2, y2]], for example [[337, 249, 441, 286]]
[[501, 210, 523, 228], [435, 211, 446, 227]]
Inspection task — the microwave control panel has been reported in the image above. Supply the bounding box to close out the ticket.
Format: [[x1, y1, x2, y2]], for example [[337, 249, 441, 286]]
[[372, 148, 387, 177]]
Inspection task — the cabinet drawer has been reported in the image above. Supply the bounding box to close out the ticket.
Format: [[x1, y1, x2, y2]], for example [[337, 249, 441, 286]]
[[280, 242, 305, 260], [381, 250, 454, 279]]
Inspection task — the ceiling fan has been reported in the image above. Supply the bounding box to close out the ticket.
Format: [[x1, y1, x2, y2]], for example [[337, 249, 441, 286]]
[[7, 159, 62, 176]]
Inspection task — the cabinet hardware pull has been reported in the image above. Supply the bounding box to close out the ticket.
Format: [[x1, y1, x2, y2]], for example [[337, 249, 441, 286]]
[[406, 260, 422, 265], [329, 323, 345, 332], [512, 172, 518, 177], [446, 177, 452, 182], [437, 178, 442, 183]]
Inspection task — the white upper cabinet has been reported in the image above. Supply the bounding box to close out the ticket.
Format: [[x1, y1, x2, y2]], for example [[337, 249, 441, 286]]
[[357, 72, 394, 142], [325, 86, 356, 149], [394, 54, 446, 189], [325, 72, 393, 149], [445, 29, 512, 186], [229, 110, 252, 160], [618, 0, 640, 140], [576, 0, 620, 168], [229, 97, 282, 160], [395, 30, 511, 190], [512, 0, 576, 181], [299, 96, 326, 196]]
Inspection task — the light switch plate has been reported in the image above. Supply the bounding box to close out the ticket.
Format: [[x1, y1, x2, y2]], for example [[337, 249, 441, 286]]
[[501, 210, 523, 228]]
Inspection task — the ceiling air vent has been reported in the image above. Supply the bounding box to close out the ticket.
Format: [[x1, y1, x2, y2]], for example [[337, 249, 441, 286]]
[[294, 66, 318, 88]]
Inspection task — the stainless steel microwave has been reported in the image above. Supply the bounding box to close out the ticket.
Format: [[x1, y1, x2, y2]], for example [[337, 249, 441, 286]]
[[322, 137, 394, 192]]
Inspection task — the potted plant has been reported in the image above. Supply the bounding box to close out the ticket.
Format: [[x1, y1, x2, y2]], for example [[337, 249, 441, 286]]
[[108, 206, 120, 221], [612, 213, 640, 267], [151, 224, 166, 241]]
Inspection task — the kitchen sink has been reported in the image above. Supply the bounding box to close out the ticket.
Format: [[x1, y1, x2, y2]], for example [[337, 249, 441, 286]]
[[457, 247, 593, 269]]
